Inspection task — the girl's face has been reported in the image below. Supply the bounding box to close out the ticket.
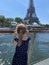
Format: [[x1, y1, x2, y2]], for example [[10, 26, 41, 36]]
[[17, 26, 26, 34]]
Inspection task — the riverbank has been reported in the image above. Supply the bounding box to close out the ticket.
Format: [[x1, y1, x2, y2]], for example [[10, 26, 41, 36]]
[[0, 27, 10, 30]]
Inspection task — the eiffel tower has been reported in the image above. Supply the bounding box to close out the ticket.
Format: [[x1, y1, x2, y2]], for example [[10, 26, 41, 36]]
[[24, 0, 40, 24]]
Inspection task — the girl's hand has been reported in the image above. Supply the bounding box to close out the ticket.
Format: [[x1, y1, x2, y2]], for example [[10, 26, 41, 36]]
[[12, 40, 17, 45], [14, 30, 17, 38], [26, 30, 29, 34]]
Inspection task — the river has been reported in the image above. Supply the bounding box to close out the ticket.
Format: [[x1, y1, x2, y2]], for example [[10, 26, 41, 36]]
[[0, 33, 49, 65]]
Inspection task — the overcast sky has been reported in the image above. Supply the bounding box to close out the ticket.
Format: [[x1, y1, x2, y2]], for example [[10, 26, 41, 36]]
[[0, 0, 49, 24]]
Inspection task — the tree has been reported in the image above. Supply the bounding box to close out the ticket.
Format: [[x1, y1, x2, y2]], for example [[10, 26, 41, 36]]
[[4, 18, 11, 27], [6, 18, 14, 27], [0, 15, 6, 27], [0, 15, 14, 27], [0, 15, 23, 27], [6, 18, 14, 22], [15, 17, 22, 23]]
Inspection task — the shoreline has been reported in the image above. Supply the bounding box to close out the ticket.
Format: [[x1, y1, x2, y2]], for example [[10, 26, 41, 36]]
[[0, 27, 10, 30]]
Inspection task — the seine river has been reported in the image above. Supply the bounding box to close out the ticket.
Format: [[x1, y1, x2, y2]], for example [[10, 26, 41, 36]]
[[0, 33, 49, 65]]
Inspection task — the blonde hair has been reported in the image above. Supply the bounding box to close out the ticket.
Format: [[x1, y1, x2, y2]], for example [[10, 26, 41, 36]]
[[15, 23, 26, 34], [14, 23, 26, 46]]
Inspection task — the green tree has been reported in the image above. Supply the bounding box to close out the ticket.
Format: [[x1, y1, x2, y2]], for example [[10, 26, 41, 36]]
[[6, 18, 14, 22], [4, 18, 11, 27], [0, 15, 6, 27], [15, 17, 22, 23], [0, 15, 14, 27]]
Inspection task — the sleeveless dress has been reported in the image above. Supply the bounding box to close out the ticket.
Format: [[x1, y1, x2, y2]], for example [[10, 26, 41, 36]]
[[12, 36, 31, 65]]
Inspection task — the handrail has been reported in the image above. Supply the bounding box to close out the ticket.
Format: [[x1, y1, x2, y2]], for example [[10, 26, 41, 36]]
[[0, 30, 49, 33]]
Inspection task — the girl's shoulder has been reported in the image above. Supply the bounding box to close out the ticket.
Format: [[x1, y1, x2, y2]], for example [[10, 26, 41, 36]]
[[22, 34, 31, 41], [14, 35, 18, 42], [14, 34, 31, 42]]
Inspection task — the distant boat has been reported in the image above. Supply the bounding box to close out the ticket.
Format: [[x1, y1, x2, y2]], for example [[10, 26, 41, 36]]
[[10, 21, 17, 30]]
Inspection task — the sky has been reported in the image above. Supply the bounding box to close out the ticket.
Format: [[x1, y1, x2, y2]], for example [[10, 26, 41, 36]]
[[0, 0, 49, 24]]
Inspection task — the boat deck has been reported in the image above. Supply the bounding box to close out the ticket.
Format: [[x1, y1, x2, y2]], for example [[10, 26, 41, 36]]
[[34, 58, 49, 65]]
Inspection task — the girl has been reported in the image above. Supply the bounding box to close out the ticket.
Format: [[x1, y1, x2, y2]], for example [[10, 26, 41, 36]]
[[12, 23, 31, 65]]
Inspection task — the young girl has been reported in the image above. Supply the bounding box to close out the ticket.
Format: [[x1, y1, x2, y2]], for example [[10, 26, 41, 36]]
[[12, 23, 31, 65]]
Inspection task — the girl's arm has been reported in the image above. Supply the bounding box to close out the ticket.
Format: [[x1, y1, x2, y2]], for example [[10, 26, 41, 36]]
[[12, 30, 18, 45], [14, 30, 17, 38], [26, 30, 30, 35], [26, 30, 29, 33], [28, 33, 36, 64], [12, 40, 17, 45]]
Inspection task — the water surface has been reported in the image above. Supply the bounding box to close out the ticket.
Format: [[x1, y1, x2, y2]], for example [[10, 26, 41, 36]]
[[0, 33, 49, 65]]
